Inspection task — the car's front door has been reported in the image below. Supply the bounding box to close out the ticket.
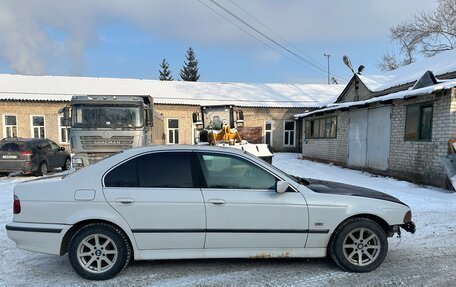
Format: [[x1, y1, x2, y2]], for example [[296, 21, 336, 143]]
[[197, 152, 309, 249], [48, 140, 65, 168], [102, 151, 206, 250]]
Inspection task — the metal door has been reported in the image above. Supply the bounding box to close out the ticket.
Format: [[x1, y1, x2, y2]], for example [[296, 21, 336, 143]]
[[366, 106, 391, 170], [348, 109, 368, 167]]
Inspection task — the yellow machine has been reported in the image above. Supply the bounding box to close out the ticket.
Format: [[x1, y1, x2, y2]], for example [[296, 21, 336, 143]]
[[193, 105, 273, 163]]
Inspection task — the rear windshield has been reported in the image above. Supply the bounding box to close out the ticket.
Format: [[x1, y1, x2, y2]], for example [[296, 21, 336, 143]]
[[0, 142, 29, 152]]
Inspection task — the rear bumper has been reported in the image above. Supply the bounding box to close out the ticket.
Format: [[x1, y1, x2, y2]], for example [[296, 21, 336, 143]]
[[6, 222, 72, 255], [0, 161, 36, 173]]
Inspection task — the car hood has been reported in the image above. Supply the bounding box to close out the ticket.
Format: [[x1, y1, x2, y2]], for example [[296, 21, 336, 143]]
[[304, 178, 407, 206]]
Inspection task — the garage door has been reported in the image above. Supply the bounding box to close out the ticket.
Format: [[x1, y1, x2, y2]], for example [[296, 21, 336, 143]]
[[348, 109, 368, 168], [366, 106, 391, 170], [348, 106, 391, 171]]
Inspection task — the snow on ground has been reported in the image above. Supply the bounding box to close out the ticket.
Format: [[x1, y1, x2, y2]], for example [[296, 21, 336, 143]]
[[1, 153, 456, 286]]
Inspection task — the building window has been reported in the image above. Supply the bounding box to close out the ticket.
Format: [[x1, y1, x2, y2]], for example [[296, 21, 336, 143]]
[[4, 115, 18, 138], [405, 103, 433, 141], [283, 120, 295, 146], [59, 115, 70, 144], [305, 116, 337, 139], [167, 119, 179, 144], [31, 115, 45, 138], [264, 120, 273, 146]]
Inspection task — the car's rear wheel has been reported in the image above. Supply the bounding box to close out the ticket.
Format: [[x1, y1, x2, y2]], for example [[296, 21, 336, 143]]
[[68, 223, 131, 280], [330, 218, 387, 272], [62, 157, 71, 171], [35, 161, 48, 176]]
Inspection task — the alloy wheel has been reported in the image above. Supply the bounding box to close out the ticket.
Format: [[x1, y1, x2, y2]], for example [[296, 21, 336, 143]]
[[342, 227, 381, 266], [76, 234, 119, 274]]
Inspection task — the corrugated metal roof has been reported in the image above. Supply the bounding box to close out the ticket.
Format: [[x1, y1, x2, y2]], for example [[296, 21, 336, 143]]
[[295, 79, 456, 118], [0, 74, 345, 108], [358, 49, 456, 92]]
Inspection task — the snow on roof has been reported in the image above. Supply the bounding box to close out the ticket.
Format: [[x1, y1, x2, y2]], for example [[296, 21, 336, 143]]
[[295, 79, 456, 118], [358, 49, 456, 92], [0, 74, 345, 108]]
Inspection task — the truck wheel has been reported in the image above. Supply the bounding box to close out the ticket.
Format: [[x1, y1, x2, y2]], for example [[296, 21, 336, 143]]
[[62, 157, 71, 171], [68, 223, 131, 280], [329, 218, 387, 272], [35, 162, 48, 176]]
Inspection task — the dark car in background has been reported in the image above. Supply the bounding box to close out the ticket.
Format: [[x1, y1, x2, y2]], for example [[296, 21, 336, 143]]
[[0, 138, 71, 176]]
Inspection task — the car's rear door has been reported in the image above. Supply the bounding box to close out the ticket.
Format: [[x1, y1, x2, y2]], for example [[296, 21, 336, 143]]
[[197, 152, 309, 249], [102, 151, 206, 250], [40, 140, 56, 168]]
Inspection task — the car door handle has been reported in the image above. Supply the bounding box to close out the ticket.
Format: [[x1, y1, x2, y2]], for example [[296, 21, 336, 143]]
[[207, 199, 226, 206], [115, 198, 134, 205]]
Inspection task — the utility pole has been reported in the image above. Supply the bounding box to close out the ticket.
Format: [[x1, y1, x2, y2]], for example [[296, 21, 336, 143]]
[[323, 53, 330, 85]]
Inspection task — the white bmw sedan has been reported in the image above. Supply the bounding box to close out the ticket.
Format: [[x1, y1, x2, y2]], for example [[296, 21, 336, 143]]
[[6, 145, 415, 280]]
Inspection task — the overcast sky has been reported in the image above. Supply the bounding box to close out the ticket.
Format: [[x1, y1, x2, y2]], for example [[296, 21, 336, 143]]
[[0, 0, 438, 84]]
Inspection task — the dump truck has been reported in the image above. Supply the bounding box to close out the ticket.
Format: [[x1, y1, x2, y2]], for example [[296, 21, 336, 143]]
[[60, 95, 164, 168], [192, 105, 273, 163]]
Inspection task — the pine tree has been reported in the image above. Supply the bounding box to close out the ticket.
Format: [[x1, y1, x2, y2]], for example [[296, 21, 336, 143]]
[[159, 59, 173, 81], [180, 47, 200, 81]]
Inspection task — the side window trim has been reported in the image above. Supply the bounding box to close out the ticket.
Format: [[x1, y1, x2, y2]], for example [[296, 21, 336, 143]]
[[103, 150, 200, 188], [195, 151, 283, 191]]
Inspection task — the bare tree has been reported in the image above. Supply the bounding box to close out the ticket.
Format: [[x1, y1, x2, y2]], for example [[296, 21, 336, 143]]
[[380, 0, 456, 70], [378, 53, 399, 72]]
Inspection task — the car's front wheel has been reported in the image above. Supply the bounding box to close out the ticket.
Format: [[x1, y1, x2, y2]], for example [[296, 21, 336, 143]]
[[330, 218, 387, 272], [68, 223, 131, 280], [62, 157, 71, 171]]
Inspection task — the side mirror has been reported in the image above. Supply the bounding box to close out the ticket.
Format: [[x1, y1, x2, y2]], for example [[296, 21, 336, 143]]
[[59, 146, 65, 151], [146, 108, 153, 127], [275, 180, 289, 194], [59, 107, 70, 126]]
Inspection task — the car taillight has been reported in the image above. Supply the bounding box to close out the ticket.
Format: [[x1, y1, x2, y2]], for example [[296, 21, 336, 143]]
[[20, 150, 33, 161], [13, 195, 21, 214]]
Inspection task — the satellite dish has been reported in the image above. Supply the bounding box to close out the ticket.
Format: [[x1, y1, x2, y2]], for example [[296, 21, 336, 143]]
[[358, 65, 365, 74]]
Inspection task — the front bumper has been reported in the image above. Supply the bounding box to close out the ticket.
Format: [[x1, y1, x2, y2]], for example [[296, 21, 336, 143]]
[[400, 221, 416, 234]]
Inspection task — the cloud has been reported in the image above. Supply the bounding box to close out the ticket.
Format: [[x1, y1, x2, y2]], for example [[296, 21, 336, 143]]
[[0, 0, 438, 75]]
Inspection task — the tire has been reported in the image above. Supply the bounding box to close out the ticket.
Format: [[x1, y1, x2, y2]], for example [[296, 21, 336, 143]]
[[329, 218, 388, 272], [68, 223, 131, 280], [62, 157, 71, 171], [35, 161, 48, 176]]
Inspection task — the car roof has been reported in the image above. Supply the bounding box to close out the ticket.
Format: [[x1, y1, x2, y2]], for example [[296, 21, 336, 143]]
[[121, 144, 248, 156], [0, 138, 44, 143]]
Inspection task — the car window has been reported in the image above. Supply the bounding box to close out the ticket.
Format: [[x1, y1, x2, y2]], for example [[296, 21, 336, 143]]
[[198, 153, 277, 190], [49, 141, 60, 151], [0, 142, 27, 152], [104, 152, 194, 188], [40, 141, 51, 151]]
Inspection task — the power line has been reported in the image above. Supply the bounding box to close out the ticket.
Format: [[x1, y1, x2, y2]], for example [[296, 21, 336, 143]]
[[207, 0, 330, 75], [228, 0, 346, 81], [227, 0, 320, 68], [197, 0, 324, 75]]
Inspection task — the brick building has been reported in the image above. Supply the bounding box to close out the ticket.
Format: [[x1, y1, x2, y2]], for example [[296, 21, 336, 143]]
[[0, 74, 344, 152], [295, 50, 456, 188]]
